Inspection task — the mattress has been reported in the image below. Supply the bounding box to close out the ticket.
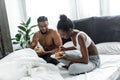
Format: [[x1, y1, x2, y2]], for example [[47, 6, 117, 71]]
[[59, 55, 120, 80]]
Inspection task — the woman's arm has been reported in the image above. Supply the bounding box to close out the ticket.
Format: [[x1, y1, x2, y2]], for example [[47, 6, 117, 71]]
[[78, 34, 89, 63], [59, 34, 89, 64], [60, 46, 76, 51]]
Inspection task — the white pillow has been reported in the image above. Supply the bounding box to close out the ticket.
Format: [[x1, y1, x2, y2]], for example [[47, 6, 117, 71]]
[[96, 42, 120, 55], [63, 41, 74, 47]]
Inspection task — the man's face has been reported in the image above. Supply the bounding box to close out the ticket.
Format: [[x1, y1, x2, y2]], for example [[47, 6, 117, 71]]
[[38, 21, 48, 34]]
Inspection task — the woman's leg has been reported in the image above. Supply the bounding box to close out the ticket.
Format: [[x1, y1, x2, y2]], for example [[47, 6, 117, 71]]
[[68, 61, 96, 75]]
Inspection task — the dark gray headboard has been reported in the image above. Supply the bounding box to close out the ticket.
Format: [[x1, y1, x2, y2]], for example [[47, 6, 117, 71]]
[[62, 15, 120, 44], [73, 15, 120, 44]]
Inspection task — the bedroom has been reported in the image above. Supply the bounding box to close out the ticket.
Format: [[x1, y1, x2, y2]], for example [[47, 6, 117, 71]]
[[0, 0, 120, 80]]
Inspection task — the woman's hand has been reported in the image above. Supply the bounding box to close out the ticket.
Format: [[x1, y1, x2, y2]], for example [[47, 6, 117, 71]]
[[59, 46, 67, 51], [59, 46, 76, 51]]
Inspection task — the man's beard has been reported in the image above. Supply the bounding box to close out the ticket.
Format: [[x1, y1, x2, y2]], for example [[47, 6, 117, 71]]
[[40, 30, 48, 34]]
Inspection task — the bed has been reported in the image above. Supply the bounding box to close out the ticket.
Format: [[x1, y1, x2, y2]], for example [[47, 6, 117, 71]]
[[58, 41, 120, 80], [1, 15, 120, 80], [0, 46, 120, 80]]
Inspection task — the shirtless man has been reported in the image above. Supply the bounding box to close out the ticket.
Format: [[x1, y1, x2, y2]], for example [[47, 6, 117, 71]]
[[29, 16, 62, 65]]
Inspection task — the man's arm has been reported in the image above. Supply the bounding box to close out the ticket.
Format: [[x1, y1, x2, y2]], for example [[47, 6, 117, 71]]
[[29, 40, 37, 49], [29, 32, 39, 49]]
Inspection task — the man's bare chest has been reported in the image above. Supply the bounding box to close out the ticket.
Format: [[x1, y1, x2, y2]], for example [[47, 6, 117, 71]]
[[39, 35, 53, 46]]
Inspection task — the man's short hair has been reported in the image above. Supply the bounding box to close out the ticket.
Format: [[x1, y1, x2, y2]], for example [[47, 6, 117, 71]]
[[37, 16, 48, 23]]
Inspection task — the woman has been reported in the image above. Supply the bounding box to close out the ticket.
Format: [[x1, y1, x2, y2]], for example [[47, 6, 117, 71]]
[[57, 14, 100, 75]]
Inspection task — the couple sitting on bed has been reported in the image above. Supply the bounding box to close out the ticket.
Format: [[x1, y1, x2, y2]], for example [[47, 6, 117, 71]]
[[29, 15, 100, 75]]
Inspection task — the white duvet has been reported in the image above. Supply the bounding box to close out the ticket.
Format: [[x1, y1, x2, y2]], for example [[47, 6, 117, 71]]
[[1, 48, 120, 80], [0, 48, 64, 80]]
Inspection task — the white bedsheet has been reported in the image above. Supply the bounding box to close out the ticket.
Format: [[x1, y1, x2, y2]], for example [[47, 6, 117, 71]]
[[60, 55, 120, 80], [0, 48, 120, 80]]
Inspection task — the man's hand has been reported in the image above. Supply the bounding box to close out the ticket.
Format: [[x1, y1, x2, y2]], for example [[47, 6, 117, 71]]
[[57, 55, 67, 60]]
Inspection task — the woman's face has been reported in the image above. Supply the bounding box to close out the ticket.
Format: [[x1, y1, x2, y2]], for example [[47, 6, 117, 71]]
[[58, 29, 71, 39]]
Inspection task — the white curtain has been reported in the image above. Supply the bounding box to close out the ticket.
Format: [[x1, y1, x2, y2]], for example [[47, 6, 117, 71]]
[[25, 0, 77, 30], [99, 0, 120, 16], [5, 0, 28, 38], [75, 0, 100, 19], [5, 0, 120, 50], [5, 0, 21, 38], [5, 0, 120, 38], [75, 0, 120, 18], [109, 0, 120, 16], [99, 0, 110, 16]]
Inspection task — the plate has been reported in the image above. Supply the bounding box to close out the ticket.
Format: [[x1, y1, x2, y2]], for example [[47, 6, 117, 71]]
[[51, 54, 64, 59]]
